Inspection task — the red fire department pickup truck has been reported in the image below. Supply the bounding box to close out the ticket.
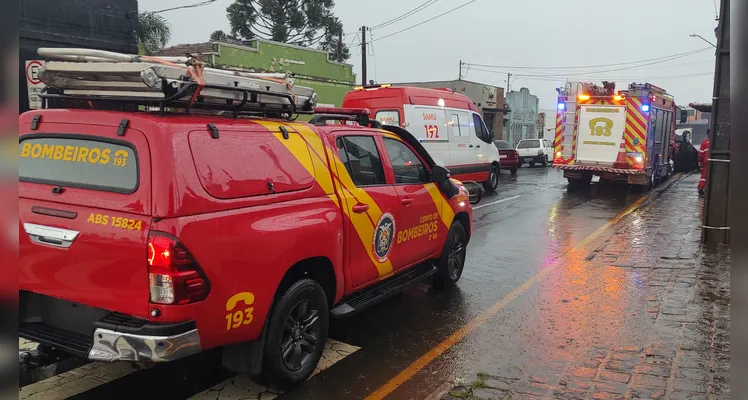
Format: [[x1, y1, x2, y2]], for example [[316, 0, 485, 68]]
[[18, 49, 474, 388]]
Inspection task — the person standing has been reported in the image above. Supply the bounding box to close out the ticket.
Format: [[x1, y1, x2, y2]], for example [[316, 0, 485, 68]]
[[698, 129, 711, 194]]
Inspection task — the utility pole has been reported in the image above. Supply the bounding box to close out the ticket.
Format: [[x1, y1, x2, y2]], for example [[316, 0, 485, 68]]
[[458, 60, 463, 80], [702, 0, 730, 245], [507, 73, 512, 92], [361, 26, 367, 86], [336, 30, 343, 62]]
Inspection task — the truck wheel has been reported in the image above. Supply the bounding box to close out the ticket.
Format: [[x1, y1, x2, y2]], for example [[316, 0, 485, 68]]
[[483, 165, 499, 192], [262, 279, 329, 389], [432, 221, 467, 290]]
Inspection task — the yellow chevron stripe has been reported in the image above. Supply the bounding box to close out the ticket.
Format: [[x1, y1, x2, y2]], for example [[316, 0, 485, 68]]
[[282, 122, 395, 278], [424, 183, 455, 230]]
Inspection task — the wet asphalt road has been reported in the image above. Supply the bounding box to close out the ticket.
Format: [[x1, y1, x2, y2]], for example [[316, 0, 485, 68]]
[[25, 166, 710, 400]]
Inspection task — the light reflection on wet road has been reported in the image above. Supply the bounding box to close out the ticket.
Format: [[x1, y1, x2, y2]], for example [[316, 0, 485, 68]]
[[27, 167, 729, 400], [282, 167, 650, 400]]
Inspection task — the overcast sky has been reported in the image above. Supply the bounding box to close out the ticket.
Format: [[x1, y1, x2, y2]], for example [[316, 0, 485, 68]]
[[140, 0, 720, 110]]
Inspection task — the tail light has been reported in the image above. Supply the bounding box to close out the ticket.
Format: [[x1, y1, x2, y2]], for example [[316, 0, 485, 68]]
[[148, 232, 210, 305]]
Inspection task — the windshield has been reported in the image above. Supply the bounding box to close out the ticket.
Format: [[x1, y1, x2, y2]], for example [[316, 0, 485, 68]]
[[517, 140, 540, 149], [494, 140, 512, 150]]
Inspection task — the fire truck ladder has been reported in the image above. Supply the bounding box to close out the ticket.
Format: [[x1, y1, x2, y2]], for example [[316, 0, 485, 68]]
[[35, 48, 319, 116]]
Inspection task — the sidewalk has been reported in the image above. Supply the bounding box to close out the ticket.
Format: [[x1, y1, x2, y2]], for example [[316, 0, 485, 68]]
[[441, 174, 730, 400]]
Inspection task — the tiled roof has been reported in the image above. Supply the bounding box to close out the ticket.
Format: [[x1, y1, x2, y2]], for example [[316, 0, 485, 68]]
[[154, 42, 218, 57]]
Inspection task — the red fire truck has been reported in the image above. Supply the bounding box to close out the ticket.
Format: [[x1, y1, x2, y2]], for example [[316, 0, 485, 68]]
[[552, 82, 676, 188]]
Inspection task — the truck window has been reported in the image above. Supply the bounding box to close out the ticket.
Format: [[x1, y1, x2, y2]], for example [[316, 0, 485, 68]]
[[375, 110, 400, 126], [472, 113, 492, 143], [337, 136, 386, 186], [19, 136, 138, 193], [383, 138, 429, 184]]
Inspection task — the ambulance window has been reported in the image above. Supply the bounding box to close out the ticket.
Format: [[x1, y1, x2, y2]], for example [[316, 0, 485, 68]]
[[336, 136, 386, 186], [383, 138, 429, 184], [472, 113, 492, 143], [449, 114, 462, 136], [376, 110, 400, 126]]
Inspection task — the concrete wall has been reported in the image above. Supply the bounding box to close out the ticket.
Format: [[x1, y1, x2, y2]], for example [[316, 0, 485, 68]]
[[213, 41, 356, 107], [504, 87, 539, 146], [392, 79, 506, 139]]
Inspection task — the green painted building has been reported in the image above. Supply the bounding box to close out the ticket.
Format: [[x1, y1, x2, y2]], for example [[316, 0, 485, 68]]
[[155, 40, 356, 109]]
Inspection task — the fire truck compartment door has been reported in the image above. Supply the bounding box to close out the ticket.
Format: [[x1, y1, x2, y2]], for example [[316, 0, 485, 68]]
[[575, 105, 627, 165]]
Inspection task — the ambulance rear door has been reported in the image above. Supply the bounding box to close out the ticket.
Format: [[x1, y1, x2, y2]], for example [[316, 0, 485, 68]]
[[403, 104, 450, 166], [575, 104, 627, 165]]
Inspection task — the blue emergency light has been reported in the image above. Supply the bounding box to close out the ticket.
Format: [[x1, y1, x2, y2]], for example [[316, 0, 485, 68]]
[[557, 103, 565, 110], [641, 104, 650, 112]]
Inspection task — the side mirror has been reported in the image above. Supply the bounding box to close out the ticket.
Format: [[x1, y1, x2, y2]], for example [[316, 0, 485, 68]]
[[431, 165, 450, 183]]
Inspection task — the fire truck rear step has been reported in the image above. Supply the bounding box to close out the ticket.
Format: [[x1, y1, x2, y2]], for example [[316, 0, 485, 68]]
[[330, 263, 437, 317]]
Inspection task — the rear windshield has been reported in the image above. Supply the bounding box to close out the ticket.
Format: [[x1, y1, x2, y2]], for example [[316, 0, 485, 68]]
[[494, 140, 512, 150], [19, 136, 138, 193], [517, 140, 540, 149]]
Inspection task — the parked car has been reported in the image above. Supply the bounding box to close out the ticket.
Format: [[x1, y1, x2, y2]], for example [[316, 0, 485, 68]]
[[493, 140, 519, 174], [19, 55, 475, 390], [342, 85, 502, 193], [516, 138, 553, 167]]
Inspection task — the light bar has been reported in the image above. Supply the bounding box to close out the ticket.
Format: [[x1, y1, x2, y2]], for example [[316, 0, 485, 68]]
[[313, 107, 371, 115], [578, 94, 590, 101]]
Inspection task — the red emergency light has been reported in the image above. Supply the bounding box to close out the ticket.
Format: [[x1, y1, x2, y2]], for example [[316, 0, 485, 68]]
[[313, 107, 371, 116]]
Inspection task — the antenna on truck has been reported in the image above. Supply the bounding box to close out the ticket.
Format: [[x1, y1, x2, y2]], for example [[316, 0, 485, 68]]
[[34, 48, 319, 117]]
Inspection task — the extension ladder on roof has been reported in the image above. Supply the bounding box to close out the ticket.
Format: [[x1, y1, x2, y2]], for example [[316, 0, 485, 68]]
[[35, 48, 319, 115]]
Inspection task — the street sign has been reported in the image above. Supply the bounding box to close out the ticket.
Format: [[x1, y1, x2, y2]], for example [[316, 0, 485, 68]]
[[25, 60, 46, 109]]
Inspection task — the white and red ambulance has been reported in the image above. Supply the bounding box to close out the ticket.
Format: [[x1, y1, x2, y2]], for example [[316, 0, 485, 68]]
[[342, 85, 502, 192]]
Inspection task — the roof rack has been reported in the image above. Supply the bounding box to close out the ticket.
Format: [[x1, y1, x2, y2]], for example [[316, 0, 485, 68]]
[[35, 48, 319, 116]]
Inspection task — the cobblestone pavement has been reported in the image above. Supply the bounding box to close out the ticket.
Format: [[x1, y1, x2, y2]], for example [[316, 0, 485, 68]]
[[441, 175, 730, 400]]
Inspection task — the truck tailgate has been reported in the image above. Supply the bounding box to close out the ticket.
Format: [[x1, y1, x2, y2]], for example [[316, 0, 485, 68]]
[[20, 199, 151, 319]]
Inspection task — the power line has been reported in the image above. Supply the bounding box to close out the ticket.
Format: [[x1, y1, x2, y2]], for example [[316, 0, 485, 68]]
[[467, 49, 713, 78], [150, 0, 218, 14], [370, 0, 440, 30], [466, 47, 712, 70], [373, 0, 482, 42], [508, 71, 714, 83]]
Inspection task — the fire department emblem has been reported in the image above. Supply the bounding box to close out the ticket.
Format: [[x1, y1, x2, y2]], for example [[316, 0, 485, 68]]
[[373, 213, 396, 263]]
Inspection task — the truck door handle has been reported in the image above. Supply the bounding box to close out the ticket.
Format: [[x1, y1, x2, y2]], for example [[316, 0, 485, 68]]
[[476, 145, 481, 148], [352, 203, 370, 213], [400, 198, 414, 206], [469, 144, 474, 148]]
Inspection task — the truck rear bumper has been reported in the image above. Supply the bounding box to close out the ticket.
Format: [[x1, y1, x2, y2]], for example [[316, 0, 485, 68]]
[[553, 164, 646, 174], [20, 291, 201, 363], [89, 326, 201, 362]]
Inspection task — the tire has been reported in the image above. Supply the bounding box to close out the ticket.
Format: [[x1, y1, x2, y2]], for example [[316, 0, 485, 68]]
[[432, 222, 468, 290], [483, 164, 499, 192], [541, 158, 548, 168], [567, 175, 592, 189], [510, 167, 517, 175], [529, 162, 535, 168], [262, 279, 329, 389]]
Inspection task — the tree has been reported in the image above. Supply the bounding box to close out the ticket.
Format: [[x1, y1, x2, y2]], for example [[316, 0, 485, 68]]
[[135, 13, 172, 55], [210, 30, 228, 42], [225, 0, 350, 61]]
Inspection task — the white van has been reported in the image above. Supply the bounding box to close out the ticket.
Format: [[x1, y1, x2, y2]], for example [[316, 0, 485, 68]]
[[342, 85, 502, 191]]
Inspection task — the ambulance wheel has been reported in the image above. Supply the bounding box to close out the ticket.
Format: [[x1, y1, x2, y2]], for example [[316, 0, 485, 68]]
[[483, 165, 499, 192], [262, 279, 329, 389], [432, 221, 467, 290]]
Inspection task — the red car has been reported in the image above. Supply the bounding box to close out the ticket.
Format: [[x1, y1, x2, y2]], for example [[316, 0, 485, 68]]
[[493, 140, 519, 174], [19, 51, 474, 389]]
